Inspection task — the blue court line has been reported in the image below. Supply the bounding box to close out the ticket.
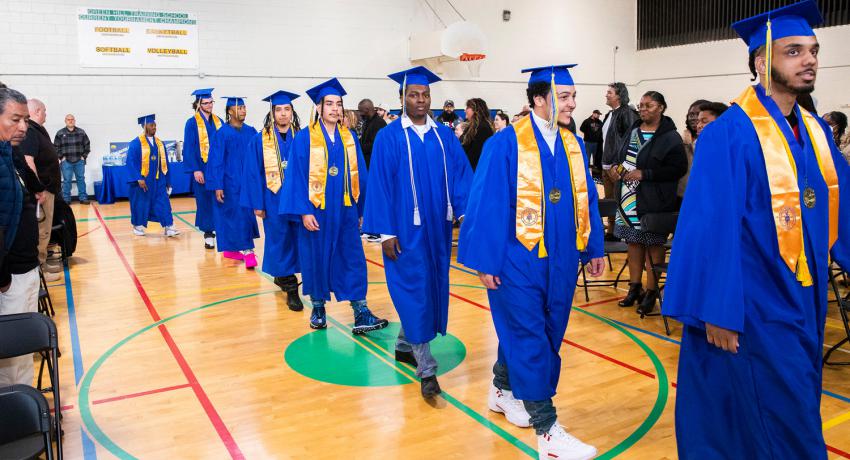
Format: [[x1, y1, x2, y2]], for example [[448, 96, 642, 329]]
[[445, 263, 850, 406], [62, 262, 98, 459]]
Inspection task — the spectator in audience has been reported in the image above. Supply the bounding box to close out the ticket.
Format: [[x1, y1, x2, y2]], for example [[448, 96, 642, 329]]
[[436, 99, 460, 129], [0, 87, 42, 387], [601, 83, 639, 240], [695, 102, 729, 138], [460, 98, 494, 170], [493, 111, 510, 132], [14, 99, 63, 282], [54, 113, 91, 204], [580, 109, 604, 172], [609, 91, 687, 316], [375, 102, 390, 123], [357, 99, 386, 167], [511, 105, 531, 123], [824, 111, 850, 163], [454, 121, 467, 139], [676, 100, 710, 205], [342, 109, 360, 131]]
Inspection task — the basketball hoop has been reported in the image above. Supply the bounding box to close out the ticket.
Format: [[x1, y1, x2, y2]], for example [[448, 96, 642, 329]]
[[460, 53, 485, 78]]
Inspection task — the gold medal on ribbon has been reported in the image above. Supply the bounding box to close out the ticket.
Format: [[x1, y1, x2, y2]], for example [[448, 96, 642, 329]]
[[803, 187, 816, 208], [329, 166, 339, 177], [548, 188, 561, 204]]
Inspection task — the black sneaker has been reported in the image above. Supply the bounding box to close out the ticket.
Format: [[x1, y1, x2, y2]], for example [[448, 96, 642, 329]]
[[421, 375, 442, 398], [80, 199, 90, 205], [395, 349, 418, 367], [352, 307, 389, 335]]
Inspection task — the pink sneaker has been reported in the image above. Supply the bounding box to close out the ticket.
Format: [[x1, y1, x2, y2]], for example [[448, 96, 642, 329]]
[[222, 251, 244, 261], [244, 252, 258, 269]]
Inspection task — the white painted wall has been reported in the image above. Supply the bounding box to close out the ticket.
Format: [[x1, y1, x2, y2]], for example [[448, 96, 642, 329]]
[[2, 0, 847, 197]]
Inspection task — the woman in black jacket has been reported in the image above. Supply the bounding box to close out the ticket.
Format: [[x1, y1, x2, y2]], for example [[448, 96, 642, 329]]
[[460, 98, 493, 170], [609, 91, 687, 315]]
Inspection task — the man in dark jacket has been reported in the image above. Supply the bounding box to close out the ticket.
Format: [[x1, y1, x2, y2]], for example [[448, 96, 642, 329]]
[[0, 87, 43, 387], [579, 110, 604, 172], [357, 99, 386, 167], [54, 113, 91, 203], [601, 83, 638, 239]]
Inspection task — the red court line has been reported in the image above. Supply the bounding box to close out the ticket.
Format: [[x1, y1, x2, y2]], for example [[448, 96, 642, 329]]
[[829, 444, 850, 459], [78, 225, 101, 238], [93, 383, 193, 405], [51, 404, 74, 413], [93, 204, 245, 460]]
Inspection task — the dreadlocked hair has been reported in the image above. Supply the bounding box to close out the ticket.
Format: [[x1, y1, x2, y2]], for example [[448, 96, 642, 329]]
[[461, 98, 492, 147], [748, 46, 765, 82]]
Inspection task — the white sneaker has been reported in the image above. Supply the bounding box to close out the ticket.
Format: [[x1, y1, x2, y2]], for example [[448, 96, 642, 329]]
[[132, 225, 146, 236], [537, 422, 597, 460], [204, 236, 215, 249], [164, 226, 181, 237], [488, 383, 531, 428]]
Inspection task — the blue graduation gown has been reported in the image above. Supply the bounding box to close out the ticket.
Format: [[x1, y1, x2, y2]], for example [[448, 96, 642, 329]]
[[362, 119, 473, 344], [126, 137, 173, 228], [205, 123, 260, 252], [279, 122, 368, 302], [183, 114, 220, 233], [240, 127, 300, 277], [457, 120, 604, 401], [664, 85, 850, 460]]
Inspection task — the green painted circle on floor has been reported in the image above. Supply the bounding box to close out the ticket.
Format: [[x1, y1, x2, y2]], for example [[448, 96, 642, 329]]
[[285, 321, 466, 387]]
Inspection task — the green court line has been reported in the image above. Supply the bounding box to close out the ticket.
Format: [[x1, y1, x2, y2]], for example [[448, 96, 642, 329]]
[[78, 210, 196, 222], [324, 314, 539, 458], [574, 306, 670, 459], [78, 290, 280, 459]]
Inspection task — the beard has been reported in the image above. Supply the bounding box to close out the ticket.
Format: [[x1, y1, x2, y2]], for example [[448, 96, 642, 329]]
[[771, 66, 815, 95]]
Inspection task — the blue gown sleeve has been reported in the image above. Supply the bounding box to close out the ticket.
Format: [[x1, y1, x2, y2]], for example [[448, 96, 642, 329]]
[[579, 137, 604, 262], [353, 134, 368, 217], [663, 119, 747, 332], [362, 128, 399, 235], [182, 118, 200, 172], [205, 128, 225, 191], [279, 129, 316, 216], [240, 135, 264, 211], [823, 119, 850, 270], [457, 133, 512, 276], [446, 129, 473, 219], [126, 138, 143, 182]]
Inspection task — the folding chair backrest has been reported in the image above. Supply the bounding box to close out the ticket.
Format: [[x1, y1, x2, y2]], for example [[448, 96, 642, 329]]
[[0, 313, 57, 359], [598, 199, 619, 219], [640, 212, 679, 236], [0, 384, 51, 445]]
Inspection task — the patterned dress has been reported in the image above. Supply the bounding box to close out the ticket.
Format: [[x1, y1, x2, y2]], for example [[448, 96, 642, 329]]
[[614, 128, 668, 246]]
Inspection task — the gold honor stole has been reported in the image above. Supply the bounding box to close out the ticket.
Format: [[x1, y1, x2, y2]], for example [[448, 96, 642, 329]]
[[734, 85, 839, 286], [194, 112, 222, 163], [307, 122, 360, 209], [514, 115, 591, 258], [138, 134, 167, 179], [262, 127, 291, 193]]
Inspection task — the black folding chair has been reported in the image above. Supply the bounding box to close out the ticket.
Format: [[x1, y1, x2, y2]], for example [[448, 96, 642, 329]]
[[0, 313, 62, 459], [0, 384, 55, 460], [38, 268, 56, 317], [577, 199, 629, 301], [824, 266, 850, 366], [638, 212, 677, 336]]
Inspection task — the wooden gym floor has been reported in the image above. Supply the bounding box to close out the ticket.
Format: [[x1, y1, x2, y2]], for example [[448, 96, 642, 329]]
[[40, 197, 850, 459]]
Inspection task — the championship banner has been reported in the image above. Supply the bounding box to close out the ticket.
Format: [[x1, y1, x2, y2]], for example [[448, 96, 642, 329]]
[[77, 8, 199, 68]]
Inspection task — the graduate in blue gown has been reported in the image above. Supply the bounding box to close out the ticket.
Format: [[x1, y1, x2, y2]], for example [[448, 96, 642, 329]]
[[664, 2, 850, 458], [205, 97, 260, 268], [457, 65, 604, 460], [362, 66, 473, 398], [279, 78, 388, 335], [126, 114, 180, 238], [182, 88, 223, 250], [241, 90, 304, 311]]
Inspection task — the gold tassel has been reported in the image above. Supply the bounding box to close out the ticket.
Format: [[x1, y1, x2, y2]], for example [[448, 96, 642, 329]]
[[796, 250, 813, 287], [765, 19, 773, 96], [537, 187, 548, 258]]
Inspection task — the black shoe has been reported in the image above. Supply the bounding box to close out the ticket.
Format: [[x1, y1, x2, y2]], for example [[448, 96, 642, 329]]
[[637, 289, 659, 317], [274, 276, 304, 311], [395, 349, 418, 367], [80, 199, 90, 205], [619, 283, 645, 307], [421, 375, 442, 398]]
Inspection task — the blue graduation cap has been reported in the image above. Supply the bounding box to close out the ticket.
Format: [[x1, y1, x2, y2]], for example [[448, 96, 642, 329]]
[[222, 97, 246, 108], [732, 0, 823, 53], [137, 114, 155, 126], [191, 88, 214, 100], [305, 78, 347, 105], [262, 90, 299, 107], [387, 66, 441, 89], [521, 64, 578, 86]]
